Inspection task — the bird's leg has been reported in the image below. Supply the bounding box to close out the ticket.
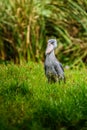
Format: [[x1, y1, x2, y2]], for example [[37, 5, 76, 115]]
[[64, 76, 66, 83], [48, 78, 52, 84], [59, 80, 60, 84]]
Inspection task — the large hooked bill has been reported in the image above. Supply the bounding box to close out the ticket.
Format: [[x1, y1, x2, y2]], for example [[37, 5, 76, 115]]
[[45, 43, 54, 55]]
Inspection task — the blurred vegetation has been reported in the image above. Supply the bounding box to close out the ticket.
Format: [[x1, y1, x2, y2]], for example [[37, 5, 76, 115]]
[[0, 62, 87, 130], [0, 0, 87, 65]]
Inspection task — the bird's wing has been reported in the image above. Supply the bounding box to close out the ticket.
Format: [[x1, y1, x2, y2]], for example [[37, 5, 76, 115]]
[[59, 62, 64, 72], [54, 61, 64, 76], [53, 61, 65, 82]]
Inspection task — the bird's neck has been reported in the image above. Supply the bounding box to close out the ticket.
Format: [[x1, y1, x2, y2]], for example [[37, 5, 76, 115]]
[[46, 50, 55, 59]]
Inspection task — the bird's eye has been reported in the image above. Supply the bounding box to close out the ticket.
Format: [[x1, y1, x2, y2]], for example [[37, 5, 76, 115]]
[[51, 42, 54, 44]]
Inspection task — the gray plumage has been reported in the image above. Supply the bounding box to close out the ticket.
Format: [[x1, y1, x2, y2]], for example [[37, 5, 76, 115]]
[[44, 39, 65, 83]]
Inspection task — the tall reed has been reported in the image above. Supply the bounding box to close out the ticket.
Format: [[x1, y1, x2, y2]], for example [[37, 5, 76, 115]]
[[0, 0, 87, 65]]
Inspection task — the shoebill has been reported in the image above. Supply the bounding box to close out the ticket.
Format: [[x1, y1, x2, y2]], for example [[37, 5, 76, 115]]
[[44, 39, 65, 83]]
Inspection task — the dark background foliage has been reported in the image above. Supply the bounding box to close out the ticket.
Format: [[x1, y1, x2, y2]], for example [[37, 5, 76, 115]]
[[0, 0, 87, 65]]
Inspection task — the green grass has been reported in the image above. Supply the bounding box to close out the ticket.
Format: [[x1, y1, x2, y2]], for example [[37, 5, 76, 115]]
[[0, 62, 87, 130]]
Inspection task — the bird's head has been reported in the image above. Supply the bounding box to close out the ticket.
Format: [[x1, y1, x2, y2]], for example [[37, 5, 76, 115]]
[[45, 39, 57, 55]]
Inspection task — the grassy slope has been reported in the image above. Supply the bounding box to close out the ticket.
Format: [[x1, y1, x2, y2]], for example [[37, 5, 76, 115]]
[[0, 62, 87, 130]]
